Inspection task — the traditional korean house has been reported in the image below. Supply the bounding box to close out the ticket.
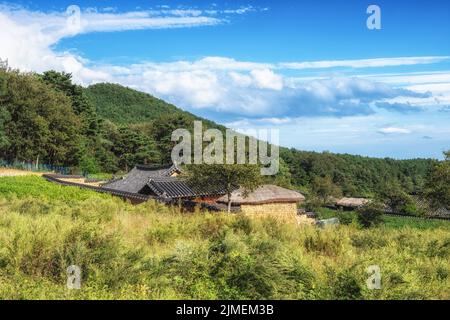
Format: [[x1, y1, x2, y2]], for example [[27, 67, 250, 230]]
[[217, 185, 305, 217], [102, 164, 182, 194], [335, 197, 370, 210], [103, 165, 306, 216], [102, 164, 226, 203]]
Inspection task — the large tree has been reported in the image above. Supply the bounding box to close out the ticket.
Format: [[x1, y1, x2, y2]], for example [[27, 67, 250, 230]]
[[377, 180, 417, 215], [185, 164, 262, 213], [0, 69, 81, 165], [40, 71, 100, 137], [109, 126, 161, 171], [311, 176, 342, 204], [0, 62, 11, 150], [0, 108, 10, 150], [149, 113, 196, 164], [425, 151, 450, 209]]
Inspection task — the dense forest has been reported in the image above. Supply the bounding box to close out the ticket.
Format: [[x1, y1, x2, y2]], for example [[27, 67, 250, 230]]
[[0, 63, 442, 199]]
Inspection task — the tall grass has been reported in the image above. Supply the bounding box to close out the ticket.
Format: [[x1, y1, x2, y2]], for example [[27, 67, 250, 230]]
[[0, 177, 449, 300]]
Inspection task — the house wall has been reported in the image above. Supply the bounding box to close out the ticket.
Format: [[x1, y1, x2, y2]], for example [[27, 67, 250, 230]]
[[193, 196, 222, 204], [296, 214, 316, 226], [240, 202, 298, 221]]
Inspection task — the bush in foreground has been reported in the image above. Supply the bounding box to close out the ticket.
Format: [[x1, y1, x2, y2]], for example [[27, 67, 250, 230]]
[[356, 203, 385, 228]]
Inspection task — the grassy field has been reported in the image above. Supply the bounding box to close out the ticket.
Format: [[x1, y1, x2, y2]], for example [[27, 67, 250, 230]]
[[0, 176, 449, 300], [316, 207, 450, 230], [0, 176, 110, 203]]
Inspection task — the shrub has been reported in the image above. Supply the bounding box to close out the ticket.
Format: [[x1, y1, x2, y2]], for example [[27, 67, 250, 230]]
[[303, 196, 323, 212], [325, 267, 363, 300], [356, 203, 384, 228], [337, 210, 355, 225], [303, 230, 343, 256]]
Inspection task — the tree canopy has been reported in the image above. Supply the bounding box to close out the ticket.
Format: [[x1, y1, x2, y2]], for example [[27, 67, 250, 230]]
[[0, 67, 81, 165], [425, 151, 450, 209], [185, 164, 262, 213]]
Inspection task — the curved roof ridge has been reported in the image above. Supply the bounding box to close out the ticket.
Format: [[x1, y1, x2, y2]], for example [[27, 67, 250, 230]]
[[217, 184, 305, 205]]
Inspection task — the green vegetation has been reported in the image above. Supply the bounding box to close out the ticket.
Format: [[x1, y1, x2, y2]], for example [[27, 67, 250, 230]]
[[281, 149, 433, 198], [185, 164, 262, 213], [0, 176, 448, 300], [0, 66, 81, 166], [378, 181, 421, 216], [315, 207, 450, 230], [310, 175, 342, 204], [0, 176, 110, 203], [84, 83, 191, 125], [425, 151, 450, 209], [356, 202, 385, 229], [382, 215, 450, 230]]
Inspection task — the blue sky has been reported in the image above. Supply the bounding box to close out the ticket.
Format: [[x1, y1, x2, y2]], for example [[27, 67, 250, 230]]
[[0, 0, 449, 159]]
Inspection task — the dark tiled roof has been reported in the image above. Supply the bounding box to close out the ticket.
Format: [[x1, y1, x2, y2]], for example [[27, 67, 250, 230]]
[[102, 164, 181, 194], [102, 164, 225, 199], [43, 174, 151, 202], [146, 176, 226, 199]]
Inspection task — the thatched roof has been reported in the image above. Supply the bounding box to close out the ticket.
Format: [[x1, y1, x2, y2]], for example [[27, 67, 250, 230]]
[[336, 197, 370, 208], [217, 185, 305, 205]]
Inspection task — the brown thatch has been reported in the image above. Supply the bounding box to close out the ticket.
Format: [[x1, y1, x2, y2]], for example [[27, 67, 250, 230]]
[[217, 185, 305, 205], [336, 197, 370, 208]]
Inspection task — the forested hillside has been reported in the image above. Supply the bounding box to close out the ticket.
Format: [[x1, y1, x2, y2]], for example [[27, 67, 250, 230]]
[[84, 83, 191, 125], [0, 63, 441, 198], [281, 149, 432, 197]]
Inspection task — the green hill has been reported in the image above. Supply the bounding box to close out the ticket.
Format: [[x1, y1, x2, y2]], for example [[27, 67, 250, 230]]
[[84, 83, 193, 125]]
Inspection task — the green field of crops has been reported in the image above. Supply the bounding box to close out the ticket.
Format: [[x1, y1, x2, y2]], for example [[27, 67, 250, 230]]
[[0, 176, 449, 300], [0, 176, 111, 203], [316, 207, 450, 230]]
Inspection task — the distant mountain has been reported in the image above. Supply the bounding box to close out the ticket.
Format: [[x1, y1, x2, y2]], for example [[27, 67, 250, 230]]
[[84, 83, 223, 131], [84, 83, 193, 125]]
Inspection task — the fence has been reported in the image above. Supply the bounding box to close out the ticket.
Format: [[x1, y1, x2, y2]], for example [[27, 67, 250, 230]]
[[0, 159, 72, 175]]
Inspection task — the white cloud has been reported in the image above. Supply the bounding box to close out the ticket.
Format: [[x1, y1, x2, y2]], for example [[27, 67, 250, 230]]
[[279, 56, 450, 70], [366, 71, 450, 86], [110, 63, 425, 116], [229, 71, 254, 87], [0, 4, 223, 38], [256, 117, 293, 125], [250, 69, 283, 90], [0, 4, 446, 118], [377, 127, 412, 135], [0, 4, 254, 84]]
